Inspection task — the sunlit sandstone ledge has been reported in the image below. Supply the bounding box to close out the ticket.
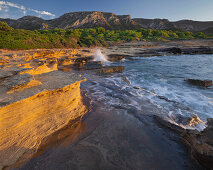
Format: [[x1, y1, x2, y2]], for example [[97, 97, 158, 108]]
[[0, 49, 91, 169]]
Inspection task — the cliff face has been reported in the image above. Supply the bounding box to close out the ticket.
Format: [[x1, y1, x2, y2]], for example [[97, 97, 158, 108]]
[[0, 49, 91, 168], [49, 11, 138, 29]]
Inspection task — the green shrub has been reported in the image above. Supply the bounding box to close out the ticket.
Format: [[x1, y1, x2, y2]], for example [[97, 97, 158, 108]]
[[0, 22, 212, 49]]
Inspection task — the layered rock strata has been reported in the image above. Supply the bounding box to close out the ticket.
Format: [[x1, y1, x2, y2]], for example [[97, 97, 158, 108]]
[[0, 49, 91, 168]]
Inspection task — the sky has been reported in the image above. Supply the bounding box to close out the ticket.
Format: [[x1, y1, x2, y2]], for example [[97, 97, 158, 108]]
[[0, 0, 212, 21]]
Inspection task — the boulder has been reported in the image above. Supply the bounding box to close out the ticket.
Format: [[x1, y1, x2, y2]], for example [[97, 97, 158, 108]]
[[186, 79, 212, 87]]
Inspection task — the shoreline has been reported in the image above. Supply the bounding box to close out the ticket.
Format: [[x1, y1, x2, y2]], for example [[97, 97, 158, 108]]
[[17, 81, 203, 170], [0, 39, 213, 169], [6, 89, 92, 170]]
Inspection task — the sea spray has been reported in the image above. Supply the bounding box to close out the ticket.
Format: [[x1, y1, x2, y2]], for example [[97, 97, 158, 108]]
[[93, 49, 109, 63]]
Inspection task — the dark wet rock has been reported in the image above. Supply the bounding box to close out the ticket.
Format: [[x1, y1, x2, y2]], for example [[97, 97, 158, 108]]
[[182, 47, 213, 54], [182, 118, 213, 169], [135, 51, 162, 57], [134, 46, 213, 58], [186, 79, 212, 87], [19, 108, 201, 170], [58, 60, 102, 71], [98, 66, 124, 75], [154, 115, 185, 134], [154, 115, 213, 169], [70, 56, 93, 63], [73, 61, 102, 71], [80, 50, 90, 52], [107, 54, 134, 62], [158, 47, 182, 54]]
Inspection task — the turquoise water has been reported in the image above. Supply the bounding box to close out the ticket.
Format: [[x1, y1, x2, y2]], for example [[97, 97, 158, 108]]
[[84, 54, 213, 130]]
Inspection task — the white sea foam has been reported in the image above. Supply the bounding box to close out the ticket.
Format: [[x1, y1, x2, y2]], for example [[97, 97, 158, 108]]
[[93, 49, 109, 63]]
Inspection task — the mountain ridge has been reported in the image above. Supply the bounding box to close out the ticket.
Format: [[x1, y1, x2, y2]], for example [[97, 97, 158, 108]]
[[0, 11, 213, 33]]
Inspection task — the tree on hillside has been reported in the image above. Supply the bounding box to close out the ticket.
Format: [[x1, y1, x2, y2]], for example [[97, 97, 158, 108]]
[[0, 22, 13, 31]]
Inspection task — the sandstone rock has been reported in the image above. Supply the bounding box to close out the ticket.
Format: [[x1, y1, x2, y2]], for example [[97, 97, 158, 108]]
[[186, 79, 212, 87], [0, 49, 89, 168], [0, 71, 87, 168]]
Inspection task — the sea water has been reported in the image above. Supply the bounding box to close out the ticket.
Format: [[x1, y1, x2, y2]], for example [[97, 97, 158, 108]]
[[83, 54, 213, 130]]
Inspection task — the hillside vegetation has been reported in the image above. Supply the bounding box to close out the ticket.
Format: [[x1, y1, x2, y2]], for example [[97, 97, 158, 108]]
[[0, 22, 212, 49]]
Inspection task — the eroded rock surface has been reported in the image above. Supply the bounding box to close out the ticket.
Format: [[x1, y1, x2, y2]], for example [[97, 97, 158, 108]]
[[0, 49, 93, 168]]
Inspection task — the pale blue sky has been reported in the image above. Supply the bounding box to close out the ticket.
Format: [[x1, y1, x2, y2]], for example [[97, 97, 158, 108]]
[[0, 0, 212, 21]]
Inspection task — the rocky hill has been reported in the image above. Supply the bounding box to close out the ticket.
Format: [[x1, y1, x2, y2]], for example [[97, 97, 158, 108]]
[[133, 18, 213, 33], [1, 11, 213, 33], [0, 11, 139, 30]]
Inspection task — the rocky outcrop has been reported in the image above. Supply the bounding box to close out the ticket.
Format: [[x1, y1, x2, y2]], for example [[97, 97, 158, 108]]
[[182, 47, 213, 54], [133, 18, 213, 33], [0, 16, 48, 30], [133, 18, 177, 30], [0, 12, 139, 30], [98, 66, 125, 75], [186, 79, 212, 87], [158, 47, 182, 54], [0, 49, 91, 168], [107, 54, 134, 62], [174, 20, 213, 33], [154, 115, 213, 170], [1, 11, 213, 33], [50, 11, 139, 30], [182, 118, 213, 169], [134, 47, 213, 57]]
